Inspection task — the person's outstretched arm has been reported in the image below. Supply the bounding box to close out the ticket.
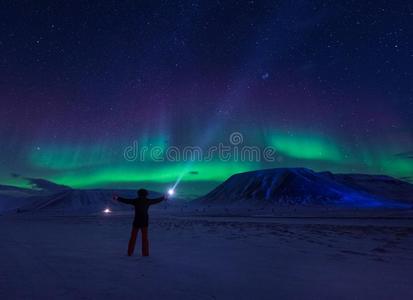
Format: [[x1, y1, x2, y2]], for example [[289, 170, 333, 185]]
[[148, 195, 166, 205], [113, 195, 134, 205]]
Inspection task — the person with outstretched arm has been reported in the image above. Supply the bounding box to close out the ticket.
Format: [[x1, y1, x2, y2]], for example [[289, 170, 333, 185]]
[[113, 188, 166, 256]]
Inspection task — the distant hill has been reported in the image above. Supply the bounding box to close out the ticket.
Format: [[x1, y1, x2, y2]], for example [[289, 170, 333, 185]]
[[2, 168, 413, 214], [197, 168, 413, 208], [14, 189, 158, 214], [0, 186, 161, 214], [0, 184, 46, 213], [319, 172, 413, 204]]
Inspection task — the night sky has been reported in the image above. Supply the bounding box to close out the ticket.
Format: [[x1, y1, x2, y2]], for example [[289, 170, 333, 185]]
[[1, 1, 412, 196]]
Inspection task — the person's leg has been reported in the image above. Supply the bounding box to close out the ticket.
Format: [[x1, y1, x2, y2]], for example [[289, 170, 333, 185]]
[[141, 227, 149, 256], [128, 226, 138, 256]]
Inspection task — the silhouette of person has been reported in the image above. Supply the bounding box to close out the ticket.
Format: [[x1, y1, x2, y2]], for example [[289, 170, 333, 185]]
[[113, 189, 166, 256]]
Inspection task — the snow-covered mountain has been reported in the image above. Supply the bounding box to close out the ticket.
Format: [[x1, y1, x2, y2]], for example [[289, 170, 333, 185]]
[[197, 168, 413, 208], [2, 168, 413, 213], [319, 172, 413, 204], [14, 189, 154, 214], [0, 185, 48, 213], [0, 186, 158, 214]]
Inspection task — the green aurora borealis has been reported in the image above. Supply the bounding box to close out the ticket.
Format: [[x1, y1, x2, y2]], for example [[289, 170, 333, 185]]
[[2, 130, 411, 197]]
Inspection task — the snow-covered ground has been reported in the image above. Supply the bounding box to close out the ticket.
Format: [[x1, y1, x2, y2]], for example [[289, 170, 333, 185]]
[[1, 210, 412, 299]]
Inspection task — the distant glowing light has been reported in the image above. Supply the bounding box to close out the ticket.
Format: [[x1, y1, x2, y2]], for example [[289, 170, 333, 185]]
[[167, 188, 175, 196], [103, 208, 111, 214]]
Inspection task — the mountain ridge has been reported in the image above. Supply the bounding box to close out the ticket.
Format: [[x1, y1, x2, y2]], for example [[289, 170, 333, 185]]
[[196, 168, 413, 208]]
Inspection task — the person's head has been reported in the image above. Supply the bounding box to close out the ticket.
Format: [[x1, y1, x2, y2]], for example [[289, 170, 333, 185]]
[[137, 188, 148, 199]]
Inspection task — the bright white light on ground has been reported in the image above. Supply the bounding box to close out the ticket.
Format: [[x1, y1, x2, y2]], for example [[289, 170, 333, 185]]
[[103, 208, 111, 214], [167, 189, 175, 196]]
